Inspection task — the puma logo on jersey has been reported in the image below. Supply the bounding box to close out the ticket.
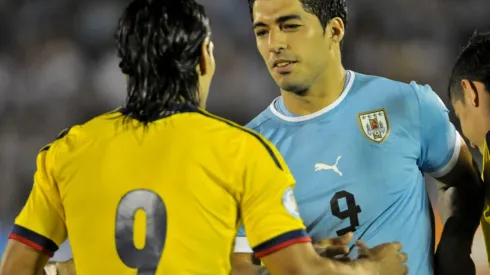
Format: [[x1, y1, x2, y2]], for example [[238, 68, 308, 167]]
[[315, 156, 343, 176]]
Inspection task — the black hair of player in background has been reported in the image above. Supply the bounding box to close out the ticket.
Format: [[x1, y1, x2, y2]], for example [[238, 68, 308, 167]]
[[116, 0, 210, 124], [448, 31, 490, 101]]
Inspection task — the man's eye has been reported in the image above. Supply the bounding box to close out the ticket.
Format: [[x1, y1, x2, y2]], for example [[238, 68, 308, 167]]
[[256, 30, 268, 37], [284, 24, 301, 30]]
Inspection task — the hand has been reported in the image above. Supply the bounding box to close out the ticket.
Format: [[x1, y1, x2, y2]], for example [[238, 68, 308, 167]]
[[314, 232, 353, 260], [44, 263, 57, 275], [356, 241, 408, 275], [44, 260, 76, 275], [57, 259, 76, 275]]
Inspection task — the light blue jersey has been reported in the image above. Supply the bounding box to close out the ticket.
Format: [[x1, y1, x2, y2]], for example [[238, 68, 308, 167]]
[[234, 71, 461, 275]]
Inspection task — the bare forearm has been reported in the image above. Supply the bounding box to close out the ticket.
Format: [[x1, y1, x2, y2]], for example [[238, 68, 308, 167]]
[[438, 161, 484, 244], [250, 258, 376, 275], [0, 265, 44, 275], [231, 260, 261, 275], [0, 255, 46, 275], [314, 258, 376, 275], [435, 156, 483, 274], [437, 154, 484, 239], [438, 184, 483, 242], [0, 261, 44, 275], [436, 182, 482, 271], [0, 242, 48, 275]]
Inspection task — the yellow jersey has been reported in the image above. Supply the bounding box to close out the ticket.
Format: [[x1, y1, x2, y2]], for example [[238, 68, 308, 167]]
[[481, 132, 490, 266], [9, 105, 310, 274]]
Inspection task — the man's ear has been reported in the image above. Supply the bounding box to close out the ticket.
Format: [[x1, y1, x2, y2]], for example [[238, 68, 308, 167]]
[[461, 79, 479, 107], [199, 39, 211, 75], [325, 17, 345, 44]]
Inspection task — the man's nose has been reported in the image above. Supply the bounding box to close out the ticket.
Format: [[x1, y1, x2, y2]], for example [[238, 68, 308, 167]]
[[268, 30, 287, 53]]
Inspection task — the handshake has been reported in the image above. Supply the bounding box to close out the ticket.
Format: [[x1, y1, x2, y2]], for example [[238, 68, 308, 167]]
[[315, 232, 408, 275], [43, 233, 408, 275]]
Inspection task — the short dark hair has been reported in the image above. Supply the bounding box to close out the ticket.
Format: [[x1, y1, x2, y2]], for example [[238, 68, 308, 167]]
[[448, 31, 490, 102], [116, 0, 210, 123], [248, 0, 348, 32]]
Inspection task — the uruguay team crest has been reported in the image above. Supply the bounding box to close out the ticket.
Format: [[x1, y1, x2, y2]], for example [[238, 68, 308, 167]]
[[357, 108, 390, 143]]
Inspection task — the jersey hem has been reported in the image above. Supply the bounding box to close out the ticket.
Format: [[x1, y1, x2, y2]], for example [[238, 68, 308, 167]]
[[234, 237, 254, 253], [253, 229, 311, 258], [9, 225, 58, 257], [429, 132, 462, 178]]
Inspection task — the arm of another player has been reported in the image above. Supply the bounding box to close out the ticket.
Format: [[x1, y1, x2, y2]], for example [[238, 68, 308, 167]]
[[236, 134, 407, 275], [434, 144, 482, 275], [232, 229, 353, 275], [44, 259, 76, 275], [0, 140, 68, 275], [414, 83, 484, 274], [44, 241, 75, 275], [231, 239, 406, 275], [231, 226, 259, 274], [56, 260, 76, 275]]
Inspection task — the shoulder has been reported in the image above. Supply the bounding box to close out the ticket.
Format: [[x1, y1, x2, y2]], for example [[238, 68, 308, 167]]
[[407, 81, 447, 111], [354, 72, 420, 96], [39, 128, 74, 153], [199, 109, 284, 169], [199, 109, 274, 149], [77, 107, 124, 133], [352, 71, 443, 110], [43, 108, 122, 153], [245, 99, 292, 136], [245, 105, 275, 131], [198, 109, 257, 137]]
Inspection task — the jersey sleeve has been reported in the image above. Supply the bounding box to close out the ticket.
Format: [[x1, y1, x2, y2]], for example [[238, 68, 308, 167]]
[[239, 133, 310, 258], [413, 82, 462, 178], [8, 135, 68, 257]]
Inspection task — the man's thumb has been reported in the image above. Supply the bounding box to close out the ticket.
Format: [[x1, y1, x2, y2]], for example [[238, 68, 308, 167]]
[[337, 232, 354, 245]]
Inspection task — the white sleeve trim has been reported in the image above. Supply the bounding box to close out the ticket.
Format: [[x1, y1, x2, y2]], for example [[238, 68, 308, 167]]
[[234, 237, 253, 253], [429, 132, 462, 178]]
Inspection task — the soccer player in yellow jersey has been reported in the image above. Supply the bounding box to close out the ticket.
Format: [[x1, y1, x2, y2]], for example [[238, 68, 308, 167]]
[[0, 0, 408, 274], [449, 31, 490, 266]]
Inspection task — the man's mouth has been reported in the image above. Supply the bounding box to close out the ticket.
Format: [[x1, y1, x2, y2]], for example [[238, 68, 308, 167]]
[[273, 60, 297, 68], [275, 61, 295, 67]]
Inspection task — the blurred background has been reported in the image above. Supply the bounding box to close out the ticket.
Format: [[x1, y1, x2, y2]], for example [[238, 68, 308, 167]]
[[0, 0, 489, 273]]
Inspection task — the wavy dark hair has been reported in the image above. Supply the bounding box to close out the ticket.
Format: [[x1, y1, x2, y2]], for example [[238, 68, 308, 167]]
[[116, 0, 210, 123], [247, 0, 348, 33], [448, 31, 490, 102]]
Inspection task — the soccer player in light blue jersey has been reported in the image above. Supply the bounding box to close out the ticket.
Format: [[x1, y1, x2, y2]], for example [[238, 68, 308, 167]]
[[232, 0, 484, 274]]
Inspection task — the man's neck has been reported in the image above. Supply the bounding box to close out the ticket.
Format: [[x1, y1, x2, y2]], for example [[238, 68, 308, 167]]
[[479, 99, 490, 151], [281, 65, 347, 116]]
